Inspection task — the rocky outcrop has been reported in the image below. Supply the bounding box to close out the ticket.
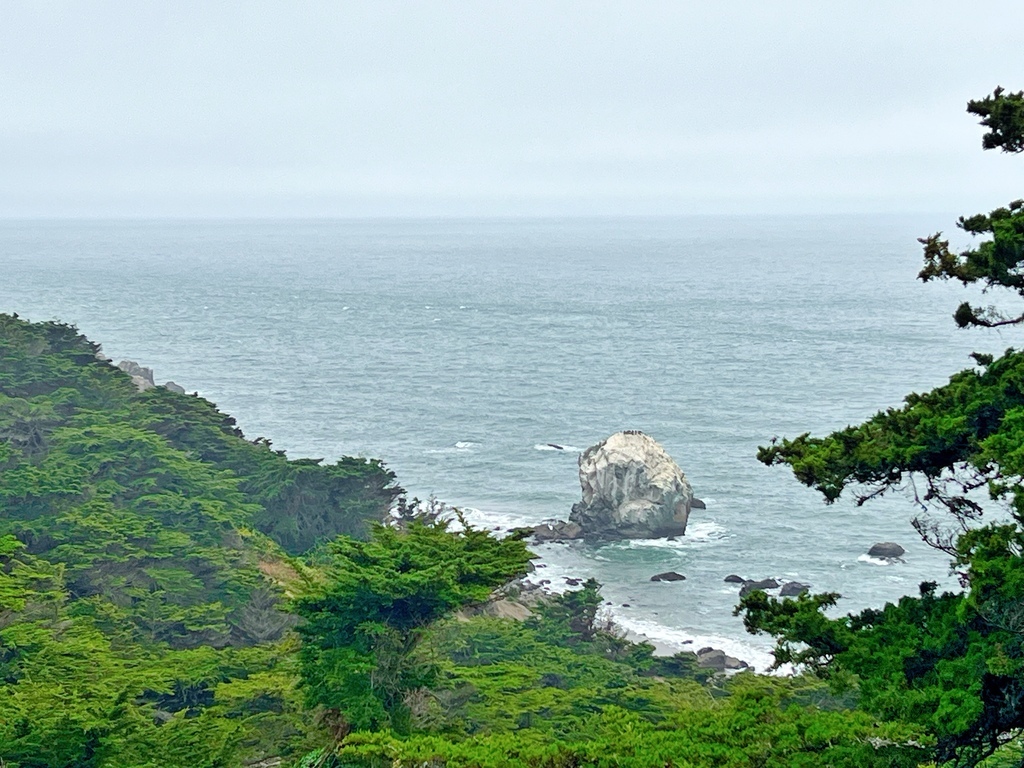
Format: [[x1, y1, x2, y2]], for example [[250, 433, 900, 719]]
[[738, 578, 779, 598], [868, 542, 906, 559], [569, 431, 693, 540], [118, 360, 187, 394], [530, 520, 584, 543], [723, 574, 746, 584], [779, 581, 810, 597], [118, 360, 155, 391], [696, 647, 748, 672], [650, 571, 686, 582]]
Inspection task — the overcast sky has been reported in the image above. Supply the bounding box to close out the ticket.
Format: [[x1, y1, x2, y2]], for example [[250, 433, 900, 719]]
[[2, 2, 1023, 217]]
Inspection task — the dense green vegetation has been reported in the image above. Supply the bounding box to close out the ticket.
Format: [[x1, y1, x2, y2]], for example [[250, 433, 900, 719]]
[[1, 312, 939, 767], [7, 87, 1024, 768], [0, 314, 397, 765], [749, 87, 1024, 767]]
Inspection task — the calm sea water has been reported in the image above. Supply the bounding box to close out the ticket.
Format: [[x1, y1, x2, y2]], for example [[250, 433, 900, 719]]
[[1, 216, 1004, 667]]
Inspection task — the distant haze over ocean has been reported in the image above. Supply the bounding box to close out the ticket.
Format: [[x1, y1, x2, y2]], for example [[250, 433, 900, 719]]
[[1, 216, 1001, 667]]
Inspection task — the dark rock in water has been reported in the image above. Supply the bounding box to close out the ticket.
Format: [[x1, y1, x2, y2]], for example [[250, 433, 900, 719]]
[[621, 603, 631, 607], [868, 542, 906, 559], [779, 581, 810, 597], [547, 443, 565, 450], [564, 577, 582, 586], [650, 571, 686, 582], [696, 647, 749, 672], [691, 497, 706, 510], [163, 381, 186, 394], [724, 574, 745, 584], [739, 578, 779, 598], [530, 520, 584, 542], [569, 432, 694, 541]]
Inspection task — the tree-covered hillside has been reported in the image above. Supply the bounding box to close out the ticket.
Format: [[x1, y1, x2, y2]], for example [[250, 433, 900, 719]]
[[0, 314, 400, 765], [0, 313, 939, 767]]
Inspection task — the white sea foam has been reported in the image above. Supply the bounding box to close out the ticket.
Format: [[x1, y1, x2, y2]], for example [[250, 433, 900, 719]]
[[457, 505, 536, 532], [857, 554, 895, 566], [618, 521, 729, 549], [609, 614, 782, 674], [454, 441, 478, 449]]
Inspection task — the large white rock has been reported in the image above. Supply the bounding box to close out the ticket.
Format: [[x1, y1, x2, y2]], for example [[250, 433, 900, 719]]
[[569, 431, 693, 540]]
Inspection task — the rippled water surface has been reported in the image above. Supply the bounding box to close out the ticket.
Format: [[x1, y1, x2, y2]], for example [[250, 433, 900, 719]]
[[1, 216, 1003, 667]]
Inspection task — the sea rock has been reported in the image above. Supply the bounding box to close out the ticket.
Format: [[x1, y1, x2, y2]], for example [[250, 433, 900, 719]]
[[569, 431, 693, 540], [691, 497, 707, 510], [868, 542, 906, 559], [724, 574, 746, 584], [164, 381, 186, 394], [118, 360, 155, 391], [779, 581, 810, 597], [696, 647, 749, 672], [650, 571, 686, 582], [739, 578, 779, 598], [530, 520, 584, 543]]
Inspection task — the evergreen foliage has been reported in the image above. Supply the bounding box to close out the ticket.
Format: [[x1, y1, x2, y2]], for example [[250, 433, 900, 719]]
[[0, 313, 398, 765], [748, 88, 1024, 767], [294, 518, 532, 734]]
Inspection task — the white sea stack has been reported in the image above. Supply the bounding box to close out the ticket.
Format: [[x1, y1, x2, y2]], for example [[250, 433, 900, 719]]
[[569, 431, 693, 540]]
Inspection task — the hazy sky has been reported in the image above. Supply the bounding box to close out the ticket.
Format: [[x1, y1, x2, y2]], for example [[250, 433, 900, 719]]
[[2, 2, 1023, 217]]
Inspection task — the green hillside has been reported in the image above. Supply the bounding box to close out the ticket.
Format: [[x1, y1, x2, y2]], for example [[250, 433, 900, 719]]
[[0, 314, 399, 765], [0, 314, 934, 768]]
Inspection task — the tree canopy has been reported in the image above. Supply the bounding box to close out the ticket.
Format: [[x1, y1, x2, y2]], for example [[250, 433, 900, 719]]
[[748, 87, 1024, 767]]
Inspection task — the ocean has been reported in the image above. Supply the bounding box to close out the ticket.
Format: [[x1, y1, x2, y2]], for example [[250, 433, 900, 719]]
[[0, 215, 1002, 669]]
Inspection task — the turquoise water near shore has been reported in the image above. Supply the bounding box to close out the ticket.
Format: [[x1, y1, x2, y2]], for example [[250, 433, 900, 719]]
[[0, 216, 1002, 668]]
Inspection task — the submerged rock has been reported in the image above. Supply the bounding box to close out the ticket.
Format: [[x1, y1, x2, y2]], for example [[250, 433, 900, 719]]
[[569, 431, 693, 540], [724, 574, 746, 584], [868, 542, 906, 559], [650, 571, 686, 582], [779, 581, 810, 597], [739, 578, 780, 598]]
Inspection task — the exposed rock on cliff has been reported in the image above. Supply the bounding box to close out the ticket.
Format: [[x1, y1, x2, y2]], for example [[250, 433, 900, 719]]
[[118, 360, 155, 391], [118, 360, 187, 394], [569, 431, 693, 540], [696, 647, 749, 672]]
